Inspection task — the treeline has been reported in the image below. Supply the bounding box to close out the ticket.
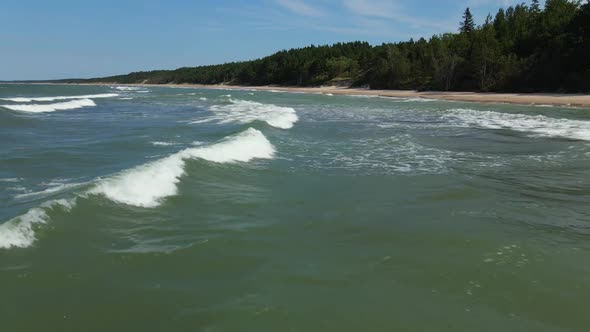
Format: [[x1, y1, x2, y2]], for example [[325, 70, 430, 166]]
[[59, 0, 590, 92]]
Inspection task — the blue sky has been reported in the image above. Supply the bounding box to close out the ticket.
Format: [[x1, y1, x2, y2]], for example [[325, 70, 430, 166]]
[[1, 0, 536, 80]]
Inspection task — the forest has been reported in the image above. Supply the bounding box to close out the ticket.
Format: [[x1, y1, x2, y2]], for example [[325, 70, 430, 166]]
[[55, 0, 590, 92]]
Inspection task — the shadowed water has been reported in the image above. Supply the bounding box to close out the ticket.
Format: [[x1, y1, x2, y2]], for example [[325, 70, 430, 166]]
[[1, 84, 590, 331]]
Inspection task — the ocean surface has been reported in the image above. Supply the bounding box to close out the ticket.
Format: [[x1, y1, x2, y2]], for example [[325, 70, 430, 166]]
[[1, 83, 590, 331]]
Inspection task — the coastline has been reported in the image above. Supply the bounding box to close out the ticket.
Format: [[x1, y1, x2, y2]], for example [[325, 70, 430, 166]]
[[23, 82, 590, 108], [189, 85, 590, 108]]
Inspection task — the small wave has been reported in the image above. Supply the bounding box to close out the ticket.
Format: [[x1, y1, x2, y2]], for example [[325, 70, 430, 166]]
[[113, 86, 142, 91], [90, 128, 274, 208], [199, 97, 208, 101], [402, 98, 436, 102], [0, 93, 118, 102], [0, 198, 76, 249], [0, 178, 22, 183], [151, 141, 178, 147], [14, 181, 86, 200], [118, 97, 134, 100], [444, 108, 590, 141], [1, 99, 96, 113], [196, 99, 298, 129]]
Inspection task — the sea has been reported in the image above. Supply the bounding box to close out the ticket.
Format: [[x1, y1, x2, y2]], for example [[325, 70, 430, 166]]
[[1, 83, 589, 331]]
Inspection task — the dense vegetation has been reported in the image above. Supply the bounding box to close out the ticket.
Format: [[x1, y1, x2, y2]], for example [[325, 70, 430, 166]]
[[57, 0, 590, 92]]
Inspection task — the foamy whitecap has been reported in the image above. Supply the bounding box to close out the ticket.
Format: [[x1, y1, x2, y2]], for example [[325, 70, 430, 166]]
[[113, 86, 142, 91], [1, 99, 96, 113], [194, 99, 298, 129], [445, 108, 590, 141], [0, 93, 118, 102], [14, 181, 86, 200], [90, 128, 274, 208], [0, 198, 76, 249], [0, 178, 22, 183], [402, 98, 436, 102], [151, 141, 178, 147]]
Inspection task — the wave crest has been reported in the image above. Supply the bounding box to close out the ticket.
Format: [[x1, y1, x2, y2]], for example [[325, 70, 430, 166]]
[[195, 99, 299, 129], [0, 199, 76, 249], [0, 93, 118, 102], [1, 99, 96, 113], [445, 108, 590, 141], [90, 128, 275, 208]]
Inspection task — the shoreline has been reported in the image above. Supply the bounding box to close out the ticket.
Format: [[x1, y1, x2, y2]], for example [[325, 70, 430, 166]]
[[15, 82, 590, 108]]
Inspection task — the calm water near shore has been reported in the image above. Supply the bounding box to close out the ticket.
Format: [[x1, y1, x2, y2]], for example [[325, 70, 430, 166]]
[[1, 84, 590, 331]]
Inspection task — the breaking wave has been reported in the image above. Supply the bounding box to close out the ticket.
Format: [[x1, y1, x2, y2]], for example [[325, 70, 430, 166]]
[[90, 128, 275, 208], [445, 108, 590, 141], [0, 199, 76, 249], [194, 99, 299, 129], [1, 99, 96, 113], [113, 86, 142, 91], [0, 93, 118, 102]]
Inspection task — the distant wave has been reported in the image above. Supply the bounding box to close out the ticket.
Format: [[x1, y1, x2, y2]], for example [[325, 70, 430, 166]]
[[90, 128, 275, 208], [0, 198, 76, 249], [113, 86, 142, 91], [1, 99, 96, 113], [150, 141, 178, 146], [0, 93, 118, 102], [0, 178, 23, 183], [194, 99, 299, 129], [445, 108, 590, 141]]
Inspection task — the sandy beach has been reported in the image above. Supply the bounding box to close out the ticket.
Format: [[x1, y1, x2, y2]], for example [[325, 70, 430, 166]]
[[78, 83, 590, 108]]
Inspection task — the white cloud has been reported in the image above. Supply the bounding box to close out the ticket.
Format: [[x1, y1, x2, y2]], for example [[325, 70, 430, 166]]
[[276, 0, 324, 17]]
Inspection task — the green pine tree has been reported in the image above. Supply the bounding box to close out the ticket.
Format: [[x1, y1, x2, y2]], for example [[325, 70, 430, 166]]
[[460, 8, 476, 33], [531, 0, 541, 13]]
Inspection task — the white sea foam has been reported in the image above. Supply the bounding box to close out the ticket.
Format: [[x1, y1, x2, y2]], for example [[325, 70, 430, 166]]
[[14, 181, 85, 200], [151, 141, 178, 146], [0, 198, 76, 249], [0, 93, 118, 102], [113, 86, 142, 91], [445, 108, 590, 141], [402, 98, 436, 102], [0, 178, 22, 183], [1, 99, 96, 113], [199, 97, 208, 101], [195, 99, 299, 129], [118, 97, 134, 100], [90, 128, 274, 208]]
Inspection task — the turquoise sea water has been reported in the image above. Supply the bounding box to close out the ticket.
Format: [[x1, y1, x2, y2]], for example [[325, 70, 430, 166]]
[[1, 84, 590, 331]]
